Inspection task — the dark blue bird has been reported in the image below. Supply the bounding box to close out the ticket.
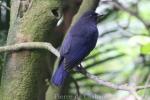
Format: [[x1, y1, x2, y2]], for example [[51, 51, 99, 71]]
[[52, 10, 99, 86]]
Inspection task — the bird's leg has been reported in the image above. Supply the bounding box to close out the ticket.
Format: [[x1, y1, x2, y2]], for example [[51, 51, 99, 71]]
[[74, 63, 87, 75], [79, 63, 84, 69]]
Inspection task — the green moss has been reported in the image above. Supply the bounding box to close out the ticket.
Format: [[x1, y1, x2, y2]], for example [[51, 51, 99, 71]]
[[2, 50, 50, 100], [20, 0, 60, 41]]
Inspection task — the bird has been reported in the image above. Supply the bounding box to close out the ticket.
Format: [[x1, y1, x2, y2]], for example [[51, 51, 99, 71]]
[[51, 10, 99, 86]]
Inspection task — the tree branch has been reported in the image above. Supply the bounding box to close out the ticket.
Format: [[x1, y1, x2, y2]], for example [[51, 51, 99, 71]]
[[0, 1, 10, 10], [70, 76, 80, 98], [0, 42, 60, 57]]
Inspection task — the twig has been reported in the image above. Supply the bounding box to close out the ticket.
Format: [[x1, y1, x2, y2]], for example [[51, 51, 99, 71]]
[[70, 76, 81, 100], [0, 42, 150, 100], [136, 85, 150, 91], [0, 1, 10, 11], [142, 74, 150, 99]]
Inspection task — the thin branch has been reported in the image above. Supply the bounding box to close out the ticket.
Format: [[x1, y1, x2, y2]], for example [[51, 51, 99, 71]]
[[0, 42, 150, 100], [0, 42, 60, 57], [70, 76, 80, 100], [76, 66, 142, 100], [142, 74, 150, 99], [136, 85, 150, 91], [0, 1, 10, 11]]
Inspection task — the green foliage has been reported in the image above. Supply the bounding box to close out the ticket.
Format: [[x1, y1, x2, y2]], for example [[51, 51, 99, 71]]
[[129, 35, 150, 54], [141, 43, 150, 54]]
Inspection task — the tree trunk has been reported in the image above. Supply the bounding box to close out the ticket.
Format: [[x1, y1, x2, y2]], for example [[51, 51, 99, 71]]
[[1, 0, 62, 100]]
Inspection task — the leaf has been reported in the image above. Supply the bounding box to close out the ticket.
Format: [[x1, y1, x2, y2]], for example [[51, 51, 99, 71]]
[[141, 43, 150, 55], [129, 36, 150, 55]]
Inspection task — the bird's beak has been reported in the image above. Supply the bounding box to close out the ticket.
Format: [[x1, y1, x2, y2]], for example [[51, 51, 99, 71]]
[[95, 11, 105, 17], [94, 13, 98, 16], [97, 13, 104, 17]]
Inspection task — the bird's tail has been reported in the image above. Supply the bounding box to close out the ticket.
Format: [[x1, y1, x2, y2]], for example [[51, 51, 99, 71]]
[[51, 63, 69, 86]]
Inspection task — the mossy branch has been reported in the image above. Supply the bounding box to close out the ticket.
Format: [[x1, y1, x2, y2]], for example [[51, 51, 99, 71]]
[[0, 42, 60, 57]]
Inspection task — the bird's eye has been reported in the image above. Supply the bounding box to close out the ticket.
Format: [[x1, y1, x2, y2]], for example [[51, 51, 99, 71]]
[[89, 14, 92, 17]]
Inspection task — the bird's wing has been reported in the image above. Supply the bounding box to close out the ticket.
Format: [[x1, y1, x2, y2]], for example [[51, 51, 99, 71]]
[[63, 36, 93, 71], [60, 34, 72, 56], [60, 26, 98, 71]]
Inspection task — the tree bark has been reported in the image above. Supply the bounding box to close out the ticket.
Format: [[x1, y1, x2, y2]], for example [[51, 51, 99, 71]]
[[1, 0, 62, 100]]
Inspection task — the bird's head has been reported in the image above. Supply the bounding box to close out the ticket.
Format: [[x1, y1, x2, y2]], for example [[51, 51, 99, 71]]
[[80, 10, 99, 22]]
